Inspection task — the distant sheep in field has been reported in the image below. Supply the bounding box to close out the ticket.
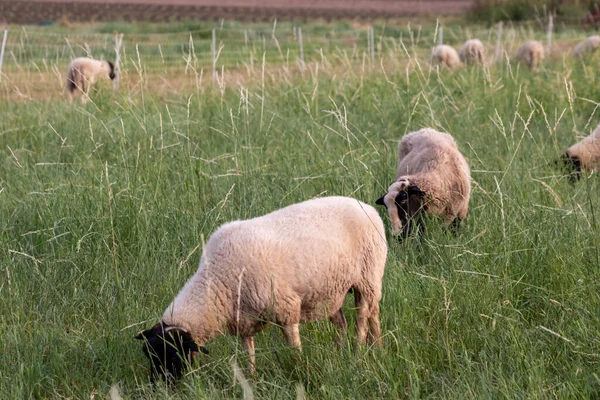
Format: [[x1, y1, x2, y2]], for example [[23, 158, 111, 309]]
[[573, 36, 600, 57], [515, 40, 545, 71], [135, 196, 387, 382], [459, 39, 485, 65], [560, 124, 600, 182], [376, 128, 471, 237], [66, 57, 115, 103], [430, 45, 461, 69]]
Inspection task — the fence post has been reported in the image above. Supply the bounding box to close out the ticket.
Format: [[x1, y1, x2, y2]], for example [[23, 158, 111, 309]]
[[546, 15, 553, 56], [211, 28, 216, 83], [369, 26, 375, 65], [298, 26, 305, 73], [438, 26, 443, 46], [0, 29, 7, 82], [495, 21, 503, 61], [113, 33, 123, 89]]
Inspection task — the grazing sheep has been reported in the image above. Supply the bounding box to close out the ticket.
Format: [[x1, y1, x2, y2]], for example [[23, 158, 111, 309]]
[[515, 40, 545, 71], [135, 196, 387, 382], [430, 45, 461, 69], [66, 57, 115, 103], [376, 128, 471, 237], [573, 36, 600, 57], [561, 124, 600, 182], [459, 39, 485, 65]]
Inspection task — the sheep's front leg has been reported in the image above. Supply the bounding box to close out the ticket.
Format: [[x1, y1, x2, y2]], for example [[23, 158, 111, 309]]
[[329, 309, 347, 345], [282, 323, 302, 350], [241, 336, 256, 376], [451, 218, 462, 235], [82, 79, 93, 104]]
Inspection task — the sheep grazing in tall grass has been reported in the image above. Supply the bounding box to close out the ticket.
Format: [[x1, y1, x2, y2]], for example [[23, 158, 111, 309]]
[[135, 196, 387, 382], [560, 124, 600, 182], [376, 128, 471, 237], [515, 40, 545, 71], [459, 39, 485, 65], [66, 57, 115, 103], [573, 36, 600, 57], [430, 45, 461, 69]]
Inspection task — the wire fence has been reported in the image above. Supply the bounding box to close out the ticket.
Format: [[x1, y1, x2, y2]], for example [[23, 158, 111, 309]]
[[0, 17, 594, 100]]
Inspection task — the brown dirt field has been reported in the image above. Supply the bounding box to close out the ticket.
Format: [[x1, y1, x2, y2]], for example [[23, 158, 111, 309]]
[[0, 0, 473, 24]]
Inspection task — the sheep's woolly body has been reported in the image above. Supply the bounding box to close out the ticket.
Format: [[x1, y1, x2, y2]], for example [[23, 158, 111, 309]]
[[565, 125, 600, 173], [573, 36, 600, 57], [382, 128, 471, 235], [162, 196, 387, 350], [66, 57, 115, 103], [430, 45, 461, 69], [459, 39, 485, 65], [515, 40, 545, 71]]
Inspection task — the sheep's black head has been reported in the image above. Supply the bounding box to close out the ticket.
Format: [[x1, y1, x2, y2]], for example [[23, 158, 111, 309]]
[[107, 61, 116, 80], [376, 184, 427, 237], [135, 322, 208, 383], [558, 153, 582, 183]]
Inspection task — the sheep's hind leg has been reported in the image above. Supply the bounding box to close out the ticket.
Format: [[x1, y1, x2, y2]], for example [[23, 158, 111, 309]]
[[353, 289, 369, 345], [241, 336, 256, 376], [367, 302, 382, 347]]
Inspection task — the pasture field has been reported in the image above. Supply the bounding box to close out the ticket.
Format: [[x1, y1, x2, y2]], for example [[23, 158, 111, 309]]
[[1, 19, 600, 399]]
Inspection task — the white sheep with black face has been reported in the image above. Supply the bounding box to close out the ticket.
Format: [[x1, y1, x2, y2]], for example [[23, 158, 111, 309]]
[[573, 35, 600, 57], [430, 45, 461, 69], [515, 40, 545, 71], [376, 128, 471, 237], [459, 39, 485, 65], [135, 196, 387, 382], [66, 57, 115, 103], [561, 124, 600, 182]]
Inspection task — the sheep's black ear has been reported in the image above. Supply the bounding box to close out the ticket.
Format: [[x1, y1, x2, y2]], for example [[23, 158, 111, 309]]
[[135, 327, 155, 341], [199, 346, 209, 355], [407, 185, 426, 197], [375, 195, 386, 205]]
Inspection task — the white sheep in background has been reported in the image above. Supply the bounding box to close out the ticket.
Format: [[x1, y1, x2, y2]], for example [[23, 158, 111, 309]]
[[66, 57, 115, 103], [573, 35, 600, 57], [376, 128, 471, 237], [459, 39, 485, 65], [430, 45, 461, 69], [515, 40, 545, 71], [561, 124, 600, 181], [135, 196, 387, 382]]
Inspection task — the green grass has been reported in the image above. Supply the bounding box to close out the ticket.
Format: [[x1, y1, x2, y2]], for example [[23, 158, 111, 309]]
[[2, 20, 600, 399]]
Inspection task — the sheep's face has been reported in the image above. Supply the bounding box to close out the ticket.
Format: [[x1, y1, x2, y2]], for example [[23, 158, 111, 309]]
[[135, 322, 208, 383], [559, 153, 582, 183], [376, 180, 427, 237]]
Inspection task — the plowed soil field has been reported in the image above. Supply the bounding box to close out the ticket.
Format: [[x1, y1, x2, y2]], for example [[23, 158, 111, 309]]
[[1, 0, 473, 24]]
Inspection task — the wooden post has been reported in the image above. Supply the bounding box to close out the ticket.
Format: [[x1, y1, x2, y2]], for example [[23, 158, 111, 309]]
[[495, 21, 503, 61], [0, 29, 7, 82], [113, 33, 123, 89], [369, 26, 375, 64], [212, 28, 216, 83], [546, 15, 553, 55], [298, 26, 305, 73]]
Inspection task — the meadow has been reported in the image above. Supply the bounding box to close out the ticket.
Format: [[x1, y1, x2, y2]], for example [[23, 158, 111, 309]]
[[1, 18, 600, 399]]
